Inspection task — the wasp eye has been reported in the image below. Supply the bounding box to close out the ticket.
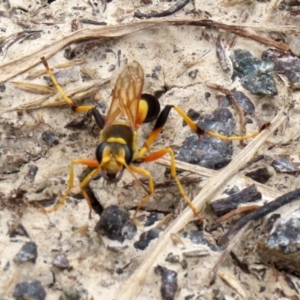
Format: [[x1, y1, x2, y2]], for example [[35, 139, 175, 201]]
[[96, 142, 107, 163], [123, 144, 133, 165]]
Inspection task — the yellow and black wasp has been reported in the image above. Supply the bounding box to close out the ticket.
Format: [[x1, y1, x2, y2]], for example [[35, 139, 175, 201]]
[[40, 58, 262, 223]]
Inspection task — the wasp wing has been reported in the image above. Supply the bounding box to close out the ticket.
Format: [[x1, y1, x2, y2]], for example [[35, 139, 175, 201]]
[[104, 61, 144, 130]]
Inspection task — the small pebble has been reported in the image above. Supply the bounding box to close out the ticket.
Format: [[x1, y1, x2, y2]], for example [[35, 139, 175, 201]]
[[165, 253, 180, 264], [60, 287, 81, 300], [188, 69, 198, 79], [25, 165, 38, 182], [14, 241, 38, 263], [95, 205, 136, 242], [189, 231, 207, 245], [52, 254, 70, 270], [245, 166, 275, 183], [144, 212, 159, 227], [7, 221, 30, 238], [155, 265, 178, 300], [42, 130, 59, 147], [13, 280, 46, 300], [134, 228, 161, 250]]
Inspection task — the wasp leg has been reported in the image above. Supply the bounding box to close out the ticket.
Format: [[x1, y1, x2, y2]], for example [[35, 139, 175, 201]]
[[138, 105, 173, 157], [135, 106, 202, 223], [139, 104, 263, 155], [39, 158, 99, 218], [140, 149, 203, 223], [91, 107, 105, 129], [135, 103, 265, 223], [172, 105, 261, 141], [125, 165, 155, 218], [41, 57, 94, 113], [41, 57, 105, 129]]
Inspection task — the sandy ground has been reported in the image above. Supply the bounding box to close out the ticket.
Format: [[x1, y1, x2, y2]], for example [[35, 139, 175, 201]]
[[1, 0, 300, 299]]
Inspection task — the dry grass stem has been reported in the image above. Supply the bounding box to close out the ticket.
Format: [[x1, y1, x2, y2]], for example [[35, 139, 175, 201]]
[[26, 59, 87, 80], [0, 18, 290, 84], [11, 81, 55, 95], [6, 79, 110, 112], [156, 158, 282, 199]]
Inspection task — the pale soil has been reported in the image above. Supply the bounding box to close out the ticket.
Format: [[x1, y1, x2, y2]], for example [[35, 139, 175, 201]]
[[1, 0, 300, 299]]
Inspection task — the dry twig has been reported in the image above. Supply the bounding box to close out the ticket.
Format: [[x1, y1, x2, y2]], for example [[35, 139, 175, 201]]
[[156, 158, 282, 200], [0, 18, 290, 84], [5, 79, 110, 112]]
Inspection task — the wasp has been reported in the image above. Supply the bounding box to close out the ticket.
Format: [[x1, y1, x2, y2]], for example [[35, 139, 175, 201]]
[[40, 57, 262, 223]]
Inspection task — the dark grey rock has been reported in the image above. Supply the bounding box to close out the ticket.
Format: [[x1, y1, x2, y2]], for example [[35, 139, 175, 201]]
[[155, 265, 178, 300], [13, 280, 46, 300], [177, 108, 234, 170], [134, 228, 161, 250], [258, 209, 300, 275], [231, 49, 277, 95], [14, 241, 38, 264], [52, 254, 70, 270], [95, 205, 136, 242]]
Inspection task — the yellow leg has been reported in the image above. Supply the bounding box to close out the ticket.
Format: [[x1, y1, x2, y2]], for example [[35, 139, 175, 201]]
[[172, 106, 199, 134], [138, 104, 262, 161], [172, 106, 261, 141], [114, 156, 154, 217], [41, 57, 94, 113], [138, 127, 162, 158], [206, 130, 259, 141], [137, 148, 203, 223], [39, 158, 99, 218], [132, 105, 203, 222], [137, 105, 174, 158], [127, 165, 155, 218]]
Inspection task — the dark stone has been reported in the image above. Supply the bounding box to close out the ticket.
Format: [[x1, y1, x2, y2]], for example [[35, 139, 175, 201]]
[[144, 212, 159, 227], [121, 220, 137, 240], [151, 65, 162, 80], [177, 108, 234, 170], [41, 130, 59, 147], [218, 88, 255, 115], [272, 157, 299, 173], [188, 231, 207, 245], [262, 48, 300, 90], [223, 185, 240, 195], [177, 134, 233, 170], [25, 165, 38, 182], [13, 280, 46, 300], [155, 265, 178, 300], [95, 205, 136, 242], [134, 228, 161, 250], [258, 209, 300, 275], [245, 166, 275, 183], [165, 253, 180, 264], [188, 69, 198, 79], [14, 242, 38, 263], [52, 254, 70, 270], [230, 49, 277, 95], [0, 83, 6, 92], [7, 221, 30, 238]]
